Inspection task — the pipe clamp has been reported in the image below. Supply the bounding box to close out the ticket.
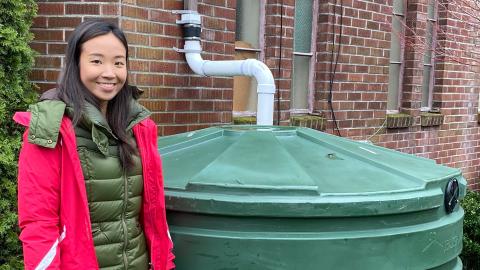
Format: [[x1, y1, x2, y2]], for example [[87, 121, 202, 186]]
[[173, 10, 201, 25]]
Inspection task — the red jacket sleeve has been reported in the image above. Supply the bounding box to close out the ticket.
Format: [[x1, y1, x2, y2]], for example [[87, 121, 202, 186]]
[[150, 122, 175, 270], [18, 130, 62, 270]]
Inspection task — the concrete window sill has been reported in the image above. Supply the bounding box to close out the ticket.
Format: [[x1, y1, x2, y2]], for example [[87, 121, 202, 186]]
[[420, 112, 444, 127], [290, 115, 326, 131], [233, 116, 256, 125], [386, 113, 414, 129]]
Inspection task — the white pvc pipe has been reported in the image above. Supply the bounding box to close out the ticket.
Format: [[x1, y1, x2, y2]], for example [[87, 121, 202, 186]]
[[184, 40, 276, 125]]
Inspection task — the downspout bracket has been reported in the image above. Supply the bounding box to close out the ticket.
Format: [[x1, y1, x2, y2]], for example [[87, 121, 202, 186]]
[[173, 10, 201, 25], [173, 47, 202, 54]]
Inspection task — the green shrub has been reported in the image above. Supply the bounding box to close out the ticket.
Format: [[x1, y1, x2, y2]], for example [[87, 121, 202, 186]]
[[461, 189, 480, 269], [0, 0, 38, 269]]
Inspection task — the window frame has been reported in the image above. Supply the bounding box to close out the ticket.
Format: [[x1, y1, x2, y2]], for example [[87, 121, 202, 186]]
[[387, 0, 408, 114], [291, 0, 319, 114], [233, 0, 266, 117], [420, 0, 438, 112]]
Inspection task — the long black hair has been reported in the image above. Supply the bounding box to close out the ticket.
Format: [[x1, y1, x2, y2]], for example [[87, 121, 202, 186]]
[[58, 19, 137, 170]]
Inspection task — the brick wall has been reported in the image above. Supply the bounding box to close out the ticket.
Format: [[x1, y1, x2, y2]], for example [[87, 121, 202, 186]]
[[32, 0, 234, 136], [30, 0, 480, 189], [313, 0, 480, 190]]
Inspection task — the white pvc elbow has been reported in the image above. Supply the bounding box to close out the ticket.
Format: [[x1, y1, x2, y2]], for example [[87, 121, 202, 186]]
[[184, 40, 276, 125]]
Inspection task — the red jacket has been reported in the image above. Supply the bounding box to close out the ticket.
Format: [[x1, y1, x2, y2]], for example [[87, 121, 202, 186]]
[[14, 112, 175, 270]]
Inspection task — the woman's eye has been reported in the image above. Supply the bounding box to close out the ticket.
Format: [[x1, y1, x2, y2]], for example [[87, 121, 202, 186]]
[[91, 60, 102, 64], [115, 61, 125, 66]]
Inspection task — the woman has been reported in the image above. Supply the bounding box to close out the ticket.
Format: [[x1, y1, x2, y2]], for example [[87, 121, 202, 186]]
[[14, 20, 175, 269]]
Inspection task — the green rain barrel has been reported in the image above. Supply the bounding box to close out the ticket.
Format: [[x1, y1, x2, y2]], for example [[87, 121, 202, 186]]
[[158, 126, 466, 270]]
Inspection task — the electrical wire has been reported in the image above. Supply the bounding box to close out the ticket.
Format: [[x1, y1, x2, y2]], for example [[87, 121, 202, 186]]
[[327, 0, 344, 136], [365, 118, 387, 142]]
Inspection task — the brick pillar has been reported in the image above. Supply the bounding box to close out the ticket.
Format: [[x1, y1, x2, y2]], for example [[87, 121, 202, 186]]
[[315, 0, 390, 138], [264, 0, 294, 125], [400, 0, 426, 118]]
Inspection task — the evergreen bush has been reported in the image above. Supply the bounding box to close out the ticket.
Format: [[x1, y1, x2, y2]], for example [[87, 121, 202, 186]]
[[461, 189, 480, 269], [0, 0, 38, 268]]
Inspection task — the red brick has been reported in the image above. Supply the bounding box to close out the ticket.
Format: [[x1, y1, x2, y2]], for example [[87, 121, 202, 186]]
[[149, 10, 176, 23], [136, 47, 164, 59], [167, 100, 191, 111], [150, 62, 176, 73], [163, 125, 188, 136], [45, 70, 60, 81], [126, 33, 149, 46], [137, 0, 163, 8], [122, 5, 149, 19], [176, 88, 201, 99], [48, 17, 82, 28], [149, 88, 176, 99], [140, 100, 166, 112], [191, 101, 214, 111], [151, 113, 174, 124], [30, 70, 45, 81], [128, 60, 149, 72], [48, 43, 67, 54], [33, 17, 47, 28], [199, 113, 222, 123], [66, 4, 99, 15], [37, 3, 64, 15], [101, 4, 119, 16], [136, 21, 163, 34], [34, 56, 62, 68], [30, 42, 47, 54], [32, 29, 64, 41], [175, 113, 199, 124]]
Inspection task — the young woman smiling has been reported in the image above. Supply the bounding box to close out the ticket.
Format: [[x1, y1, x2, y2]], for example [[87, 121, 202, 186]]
[[14, 20, 175, 270]]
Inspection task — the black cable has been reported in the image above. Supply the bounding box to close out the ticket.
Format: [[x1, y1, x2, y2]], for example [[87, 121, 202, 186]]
[[276, 0, 284, 125], [327, 0, 344, 136]]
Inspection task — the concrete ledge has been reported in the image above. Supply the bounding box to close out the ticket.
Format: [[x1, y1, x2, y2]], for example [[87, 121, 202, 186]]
[[386, 113, 414, 129], [233, 116, 256, 125], [290, 115, 326, 131], [421, 112, 444, 127]]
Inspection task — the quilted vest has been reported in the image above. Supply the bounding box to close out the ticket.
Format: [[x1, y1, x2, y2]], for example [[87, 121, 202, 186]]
[[70, 102, 151, 269]]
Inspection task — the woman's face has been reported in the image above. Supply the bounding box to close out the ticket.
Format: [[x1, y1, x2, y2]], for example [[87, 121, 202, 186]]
[[79, 32, 127, 112]]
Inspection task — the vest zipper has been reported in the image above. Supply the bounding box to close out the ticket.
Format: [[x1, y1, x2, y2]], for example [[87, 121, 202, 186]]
[[122, 174, 129, 270]]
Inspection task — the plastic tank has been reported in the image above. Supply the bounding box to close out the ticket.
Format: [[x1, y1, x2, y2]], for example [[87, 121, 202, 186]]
[[158, 126, 466, 270]]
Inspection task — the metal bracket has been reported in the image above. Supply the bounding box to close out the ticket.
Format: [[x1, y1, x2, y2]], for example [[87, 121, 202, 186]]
[[173, 47, 202, 54], [172, 10, 201, 25]]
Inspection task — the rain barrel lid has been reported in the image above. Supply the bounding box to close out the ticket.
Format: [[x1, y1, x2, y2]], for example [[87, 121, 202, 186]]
[[158, 126, 465, 217]]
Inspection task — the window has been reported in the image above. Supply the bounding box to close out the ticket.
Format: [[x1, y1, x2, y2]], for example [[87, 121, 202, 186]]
[[387, 0, 407, 113], [421, 0, 438, 111], [233, 0, 265, 116], [292, 0, 316, 113]]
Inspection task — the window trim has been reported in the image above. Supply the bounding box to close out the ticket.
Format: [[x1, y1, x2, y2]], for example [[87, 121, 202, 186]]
[[386, 0, 408, 114], [290, 0, 318, 114], [235, 47, 262, 52], [232, 0, 266, 117], [422, 0, 438, 110]]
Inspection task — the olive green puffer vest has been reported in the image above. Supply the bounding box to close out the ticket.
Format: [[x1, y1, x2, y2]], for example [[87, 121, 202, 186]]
[[69, 102, 151, 270]]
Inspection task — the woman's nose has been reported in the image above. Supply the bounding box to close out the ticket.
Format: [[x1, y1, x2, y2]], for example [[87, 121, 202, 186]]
[[101, 65, 115, 78]]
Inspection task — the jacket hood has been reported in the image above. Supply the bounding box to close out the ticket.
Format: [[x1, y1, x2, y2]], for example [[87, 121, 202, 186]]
[[39, 88, 61, 101]]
